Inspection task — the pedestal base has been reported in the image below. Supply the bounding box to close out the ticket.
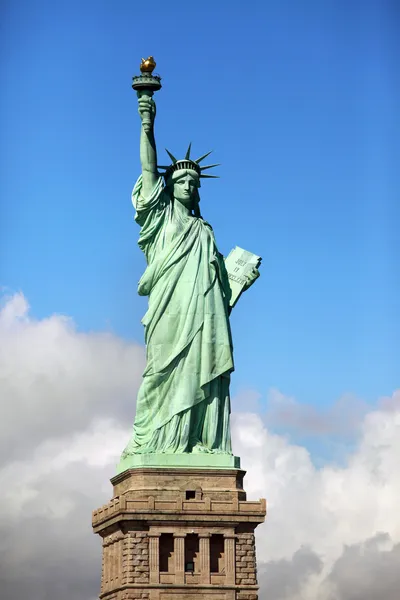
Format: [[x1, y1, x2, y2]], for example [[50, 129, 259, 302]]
[[117, 453, 241, 474], [92, 467, 266, 600]]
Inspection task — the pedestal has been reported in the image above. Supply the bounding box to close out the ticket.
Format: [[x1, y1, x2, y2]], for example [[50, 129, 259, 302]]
[[92, 467, 266, 600]]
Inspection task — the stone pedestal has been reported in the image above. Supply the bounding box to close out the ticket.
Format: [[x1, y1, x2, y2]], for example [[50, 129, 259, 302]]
[[92, 468, 266, 600]]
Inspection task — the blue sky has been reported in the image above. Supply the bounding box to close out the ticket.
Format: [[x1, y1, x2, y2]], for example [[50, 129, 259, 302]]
[[1, 0, 398, 419]]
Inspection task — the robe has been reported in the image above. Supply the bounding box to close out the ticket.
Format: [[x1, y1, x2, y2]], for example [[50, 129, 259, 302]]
[[121, 175, 234, 456]]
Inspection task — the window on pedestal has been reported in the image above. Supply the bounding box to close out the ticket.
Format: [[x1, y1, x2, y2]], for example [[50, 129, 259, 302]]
[[185, 533, 199, 573], [210, 534, 225, 573], [159, 533, 174, 573]]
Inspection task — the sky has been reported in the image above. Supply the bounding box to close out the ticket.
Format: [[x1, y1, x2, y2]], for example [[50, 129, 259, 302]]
[[0, 1, 399, 599]]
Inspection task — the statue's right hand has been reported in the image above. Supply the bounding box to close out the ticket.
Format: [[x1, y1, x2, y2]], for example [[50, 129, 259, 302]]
[[138, 96, 156, 125]]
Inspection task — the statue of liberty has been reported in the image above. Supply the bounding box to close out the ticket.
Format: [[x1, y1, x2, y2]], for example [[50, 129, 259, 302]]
[[118, 60, 260, 471]]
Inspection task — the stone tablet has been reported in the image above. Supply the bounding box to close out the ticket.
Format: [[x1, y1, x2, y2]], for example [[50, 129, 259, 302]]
[[225, 246, 262, 307]]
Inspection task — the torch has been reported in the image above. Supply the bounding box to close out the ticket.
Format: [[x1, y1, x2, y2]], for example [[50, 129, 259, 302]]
[[132, 56, 162, 133]]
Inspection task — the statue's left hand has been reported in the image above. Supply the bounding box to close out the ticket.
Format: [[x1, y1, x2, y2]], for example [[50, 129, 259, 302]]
[[244, 267, 260, 291]]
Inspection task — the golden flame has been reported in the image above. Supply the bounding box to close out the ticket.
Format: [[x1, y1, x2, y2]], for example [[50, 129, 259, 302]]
[[140, 56, 156, 74]]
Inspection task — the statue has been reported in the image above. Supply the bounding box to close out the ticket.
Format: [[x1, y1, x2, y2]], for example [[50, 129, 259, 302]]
[[118, 59, 260, 472]]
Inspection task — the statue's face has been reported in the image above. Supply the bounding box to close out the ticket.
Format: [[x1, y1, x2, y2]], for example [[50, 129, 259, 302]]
[[171, 170, 200, 209]]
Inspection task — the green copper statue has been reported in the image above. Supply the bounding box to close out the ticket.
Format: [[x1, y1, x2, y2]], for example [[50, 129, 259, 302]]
[[118, 59, 260, 472]]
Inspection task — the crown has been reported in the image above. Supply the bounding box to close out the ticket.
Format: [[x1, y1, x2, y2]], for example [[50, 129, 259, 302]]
[[158, 144, 220, 180]]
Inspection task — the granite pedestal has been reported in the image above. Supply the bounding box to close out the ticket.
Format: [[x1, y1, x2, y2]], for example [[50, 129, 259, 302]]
[[92, 467, 266, 600]]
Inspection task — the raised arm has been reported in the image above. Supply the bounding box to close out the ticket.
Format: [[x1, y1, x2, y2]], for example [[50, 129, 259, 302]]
[[137, 92, 158, 197]]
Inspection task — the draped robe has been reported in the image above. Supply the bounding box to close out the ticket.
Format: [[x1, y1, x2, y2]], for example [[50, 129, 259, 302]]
[[121, 175, 234, 457]]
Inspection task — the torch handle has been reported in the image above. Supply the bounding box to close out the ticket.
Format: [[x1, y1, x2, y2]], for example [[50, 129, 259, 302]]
[[137, 90, 154, 133]]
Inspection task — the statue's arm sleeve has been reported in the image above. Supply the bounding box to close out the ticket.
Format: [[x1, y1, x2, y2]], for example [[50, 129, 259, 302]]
[[132, 175, 165, 225]]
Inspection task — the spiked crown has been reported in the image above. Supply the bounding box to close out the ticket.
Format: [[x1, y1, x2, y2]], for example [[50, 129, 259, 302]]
[[158, 144, 219, 181]]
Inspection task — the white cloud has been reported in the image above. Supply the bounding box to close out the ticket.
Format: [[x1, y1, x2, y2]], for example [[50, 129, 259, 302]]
[[0, 418, 127, 521], [0, 291, 144, 465], [0, 292, 399, 599], [232, 392, 400, 598], [263, 388, 369, 437]]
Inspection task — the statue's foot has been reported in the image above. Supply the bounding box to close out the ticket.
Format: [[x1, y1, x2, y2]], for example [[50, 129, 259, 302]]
[[192, 443, 211, 454]]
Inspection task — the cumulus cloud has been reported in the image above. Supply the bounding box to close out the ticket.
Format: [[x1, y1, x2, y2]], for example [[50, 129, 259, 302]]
[[257, 547, 323, 600], [263, 388, 369, 438], [325, 533, 400, 600], [0, 292, 145, 465], [0, 292, 399, 599], [232, 394, 400, 598]]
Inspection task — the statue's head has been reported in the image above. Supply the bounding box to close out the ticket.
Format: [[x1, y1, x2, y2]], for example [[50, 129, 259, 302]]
[[158, 144, 219, 216], [168, 169, 200, 210]]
